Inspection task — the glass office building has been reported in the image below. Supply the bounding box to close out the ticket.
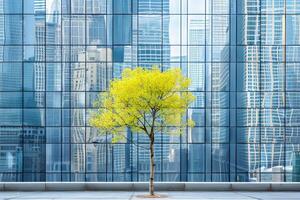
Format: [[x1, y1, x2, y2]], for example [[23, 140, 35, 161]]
[[0, 0, 299, 182]]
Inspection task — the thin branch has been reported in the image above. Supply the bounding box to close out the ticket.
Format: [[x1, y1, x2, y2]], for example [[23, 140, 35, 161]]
[[117, 133, 150, 151], [107, 108, 147, 134]]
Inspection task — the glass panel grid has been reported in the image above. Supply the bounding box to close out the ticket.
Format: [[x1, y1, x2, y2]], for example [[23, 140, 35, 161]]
[[0, 0, 299, 182]]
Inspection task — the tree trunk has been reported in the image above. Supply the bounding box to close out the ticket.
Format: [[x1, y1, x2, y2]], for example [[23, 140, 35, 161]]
[[149, 134, 155, 196]]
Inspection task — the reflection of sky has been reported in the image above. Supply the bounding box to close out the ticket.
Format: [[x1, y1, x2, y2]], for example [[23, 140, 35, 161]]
[[46, 0, 54, 13], [187, 0, 206, 13], [169, 0, 206, 57]]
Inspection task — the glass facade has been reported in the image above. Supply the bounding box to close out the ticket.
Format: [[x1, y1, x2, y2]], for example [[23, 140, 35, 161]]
[[0, 0, 300, 182]]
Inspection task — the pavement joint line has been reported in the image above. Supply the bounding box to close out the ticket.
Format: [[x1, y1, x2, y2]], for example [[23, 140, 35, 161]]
[[237, 192, 264, 200], [129, 192, 135, 200]]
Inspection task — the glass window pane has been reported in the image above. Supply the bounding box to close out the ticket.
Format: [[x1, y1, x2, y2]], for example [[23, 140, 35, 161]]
[[211, 15, 229, 45], [188, 0, 205, 14], [237, 92, 260, 108], [46, 0, 61, 14], [112, 15, 131, 45], [0, 15, 22, 45], [46, 109, 61, 126], [0, 92, 22, 108], [23, 144, 46, 173], [86, 144, 107, 172], [168, 0, 181, 14], [237, 144, 260, 175], [167, 15, 181, 45], [71, 127, 85, 143], [24, 109, 45, 126], [188, 109, 205, 126], [287, 92, 300, 108], [138, 15, 162, 45], [261, 15, 284, 45], [188, 144, 205, 172], [237, 127, 260, 143], [260, 109, 285, 127], [212, 144, 229, 172], [46, 63, 62, 90], [287, 109, 300, 126], [287, 46, 300, 62], [237, 0, 260, 14], [188, 15, 205, 45], [46, 144, 61, 173], [46, 128, 61, 143], [71, 144, 85, 172], [237, 15, 260, 45], [287, 63, 300, 91]]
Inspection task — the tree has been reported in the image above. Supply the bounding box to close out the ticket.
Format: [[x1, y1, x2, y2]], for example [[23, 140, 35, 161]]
[[90, 67, 195, 197]]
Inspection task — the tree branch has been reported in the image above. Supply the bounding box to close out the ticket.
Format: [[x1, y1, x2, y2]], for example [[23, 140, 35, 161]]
[[117, 133, 150, 150]]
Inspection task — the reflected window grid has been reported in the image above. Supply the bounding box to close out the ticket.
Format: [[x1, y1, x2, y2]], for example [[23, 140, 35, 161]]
[[0, 0, 299, 182]]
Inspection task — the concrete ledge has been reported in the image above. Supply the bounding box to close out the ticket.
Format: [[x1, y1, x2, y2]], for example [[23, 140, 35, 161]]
[[154, 182, 185, 191], [1, 182, 300, 191], [185, 183, 232, 191], [132, 182, 148, 191], [86, 182, 133, 191], [271, 183, 300, 191], [46, 182, 85, 191], [132, 182, 192, 191], [4, 182, 45, 191], [231, 182, 271, 191]]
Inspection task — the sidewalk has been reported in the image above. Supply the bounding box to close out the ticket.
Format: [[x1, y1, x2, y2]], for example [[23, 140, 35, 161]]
[[0, 191, 299, 200]]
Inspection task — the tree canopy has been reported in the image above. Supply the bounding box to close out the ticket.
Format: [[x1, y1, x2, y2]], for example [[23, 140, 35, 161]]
[[90, 67, 195, 142]]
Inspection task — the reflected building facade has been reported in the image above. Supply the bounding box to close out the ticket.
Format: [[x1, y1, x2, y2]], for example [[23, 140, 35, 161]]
[[0, 0, 300, 182], [0, 0, 23, 182]]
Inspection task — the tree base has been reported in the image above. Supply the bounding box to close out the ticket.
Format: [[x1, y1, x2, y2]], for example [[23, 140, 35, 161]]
[[135, 194, 168, 198]]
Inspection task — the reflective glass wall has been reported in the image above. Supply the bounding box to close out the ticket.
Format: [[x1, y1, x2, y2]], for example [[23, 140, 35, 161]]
[[0, 0, 300, 182]]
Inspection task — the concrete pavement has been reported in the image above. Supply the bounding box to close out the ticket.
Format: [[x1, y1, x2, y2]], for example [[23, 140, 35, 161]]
[[0, 191, 299, 200]]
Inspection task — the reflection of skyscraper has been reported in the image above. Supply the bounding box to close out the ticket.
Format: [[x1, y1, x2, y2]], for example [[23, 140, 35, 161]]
[[85, 47, 112, 91], [22, 0, 47, 181], [188, 19, 205, 91], [237, 0, 286, 182], [0, 0, 23, 182], [292, 151, 300, 182], [72, 46, 112, 176], [186, 21, 204, 175], [85, 136, 108, 181], [0, 3, 22, 91], [34, 10, 46, 108], [187, 18, 206, 166], [74, 46, 113, 119], [0, 0, 48, 181], [112, 0, 132, 63], [237, 0, 262, 182], [207, 0, 231, 181], [0, 126, 23, 181], [133, 0, 170, 69], [132, 0, 174, 181], [1, 0, 300, 183]]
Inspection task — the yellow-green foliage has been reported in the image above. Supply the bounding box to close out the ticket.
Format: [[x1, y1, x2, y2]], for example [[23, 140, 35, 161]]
[[90, 67, 195, 142]]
